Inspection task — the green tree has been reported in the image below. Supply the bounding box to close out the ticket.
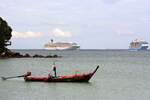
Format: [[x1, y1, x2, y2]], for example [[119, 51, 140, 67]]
[[0, 17, 12, 54]]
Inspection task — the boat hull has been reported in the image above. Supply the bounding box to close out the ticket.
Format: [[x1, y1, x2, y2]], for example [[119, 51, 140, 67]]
[[25, 73, 93, 82], [44, 45, 80, 50], [129, 46, 149, 51], [24, 66, 99, 82]]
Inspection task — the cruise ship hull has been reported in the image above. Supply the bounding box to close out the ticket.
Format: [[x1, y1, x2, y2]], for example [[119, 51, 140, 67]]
[[129, 46, 148, 51], [45, 48, 79, 50], [44, 46, 80, 50]]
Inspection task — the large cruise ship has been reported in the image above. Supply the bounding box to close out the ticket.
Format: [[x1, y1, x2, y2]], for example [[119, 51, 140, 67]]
[[44, 39, 80, 50], [129, 39, 149, 51]]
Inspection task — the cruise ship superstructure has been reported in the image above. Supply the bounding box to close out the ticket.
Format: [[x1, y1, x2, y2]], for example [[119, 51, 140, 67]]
[[129, 39, 149, 51], [44, 39, 80, 50]]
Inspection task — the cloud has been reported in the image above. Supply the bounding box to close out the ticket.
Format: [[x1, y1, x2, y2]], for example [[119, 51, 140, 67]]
[[12, 31, 43, 38], [115, 28, 135, 36], [101, 0, 121, 4], [51, 28, 72, 37]]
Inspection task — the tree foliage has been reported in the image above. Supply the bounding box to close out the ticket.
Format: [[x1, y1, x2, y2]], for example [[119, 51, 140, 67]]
[[0, 17, 12, 54]]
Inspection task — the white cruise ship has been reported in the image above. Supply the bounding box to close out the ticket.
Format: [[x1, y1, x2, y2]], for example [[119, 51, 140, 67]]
[[129, 39, 149, 51], [44, 39, 80, 50]]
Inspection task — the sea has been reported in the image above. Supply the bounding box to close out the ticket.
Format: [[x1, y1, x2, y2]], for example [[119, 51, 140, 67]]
[[0, 49, 150, 100]]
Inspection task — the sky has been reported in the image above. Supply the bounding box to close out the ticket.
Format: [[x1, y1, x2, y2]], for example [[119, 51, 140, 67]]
[[0, 0, 150, 49]]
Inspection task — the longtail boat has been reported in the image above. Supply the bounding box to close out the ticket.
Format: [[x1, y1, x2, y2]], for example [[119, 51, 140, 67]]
[[24, 66, 99, 82]]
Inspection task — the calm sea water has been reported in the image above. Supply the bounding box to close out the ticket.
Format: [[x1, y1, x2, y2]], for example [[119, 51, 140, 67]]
[[0, 49, 150, 100]]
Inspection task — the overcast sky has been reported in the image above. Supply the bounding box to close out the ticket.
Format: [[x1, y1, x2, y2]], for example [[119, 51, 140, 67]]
[[1, 0, 150, 49]]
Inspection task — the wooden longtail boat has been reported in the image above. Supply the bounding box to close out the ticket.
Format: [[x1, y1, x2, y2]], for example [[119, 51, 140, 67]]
[[24, 66, 99, 82]]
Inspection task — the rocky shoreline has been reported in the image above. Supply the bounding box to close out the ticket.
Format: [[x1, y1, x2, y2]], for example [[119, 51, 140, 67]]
[[0, 51, 61, 58]]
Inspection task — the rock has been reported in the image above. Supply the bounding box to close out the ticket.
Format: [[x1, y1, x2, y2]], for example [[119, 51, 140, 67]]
[[45, 55, 53, 58], [24, 53, 31, 57], [12, 52, 23, 58], [0, 51, 61, 58], [0, 51, 23, 58], [45, 54, 61, 58], [33, 54, 44, 58], [53, 54, 58, 58]]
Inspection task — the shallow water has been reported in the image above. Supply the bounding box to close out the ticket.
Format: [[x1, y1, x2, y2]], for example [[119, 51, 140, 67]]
[[0, 50, 150, 100]]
